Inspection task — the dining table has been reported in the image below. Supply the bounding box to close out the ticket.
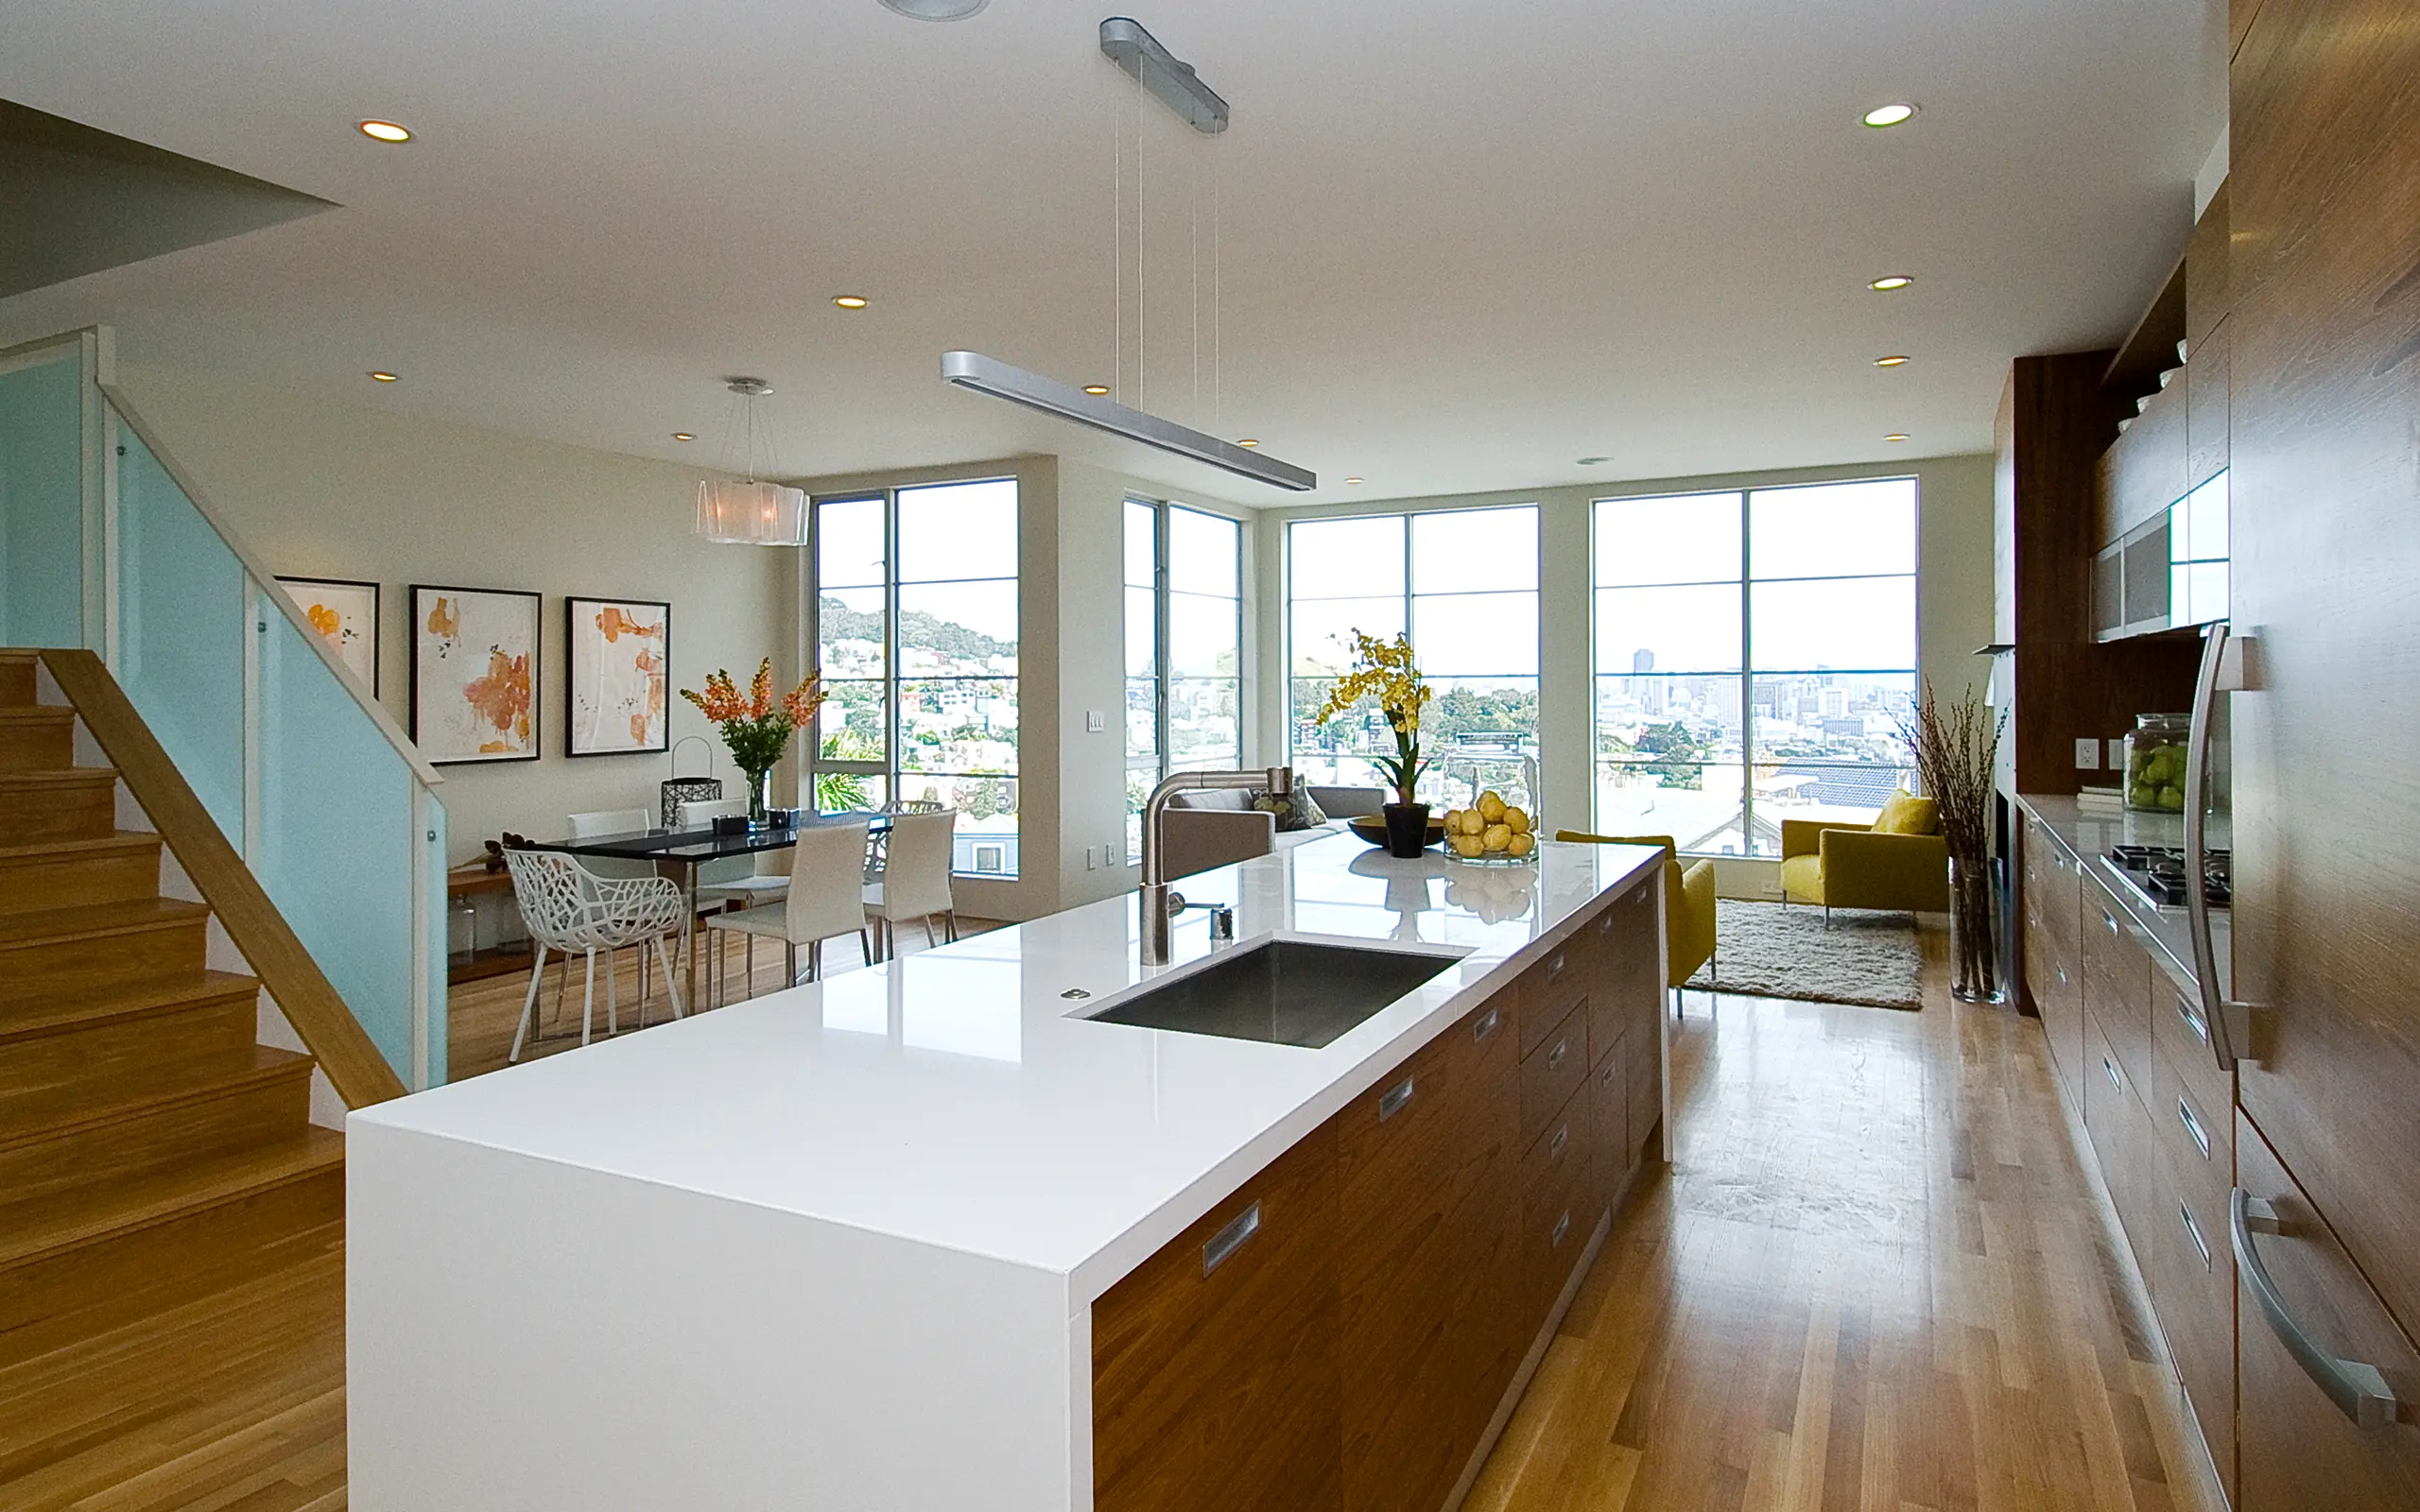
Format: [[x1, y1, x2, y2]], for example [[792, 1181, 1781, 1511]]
[[527, 811, 895, 1012]]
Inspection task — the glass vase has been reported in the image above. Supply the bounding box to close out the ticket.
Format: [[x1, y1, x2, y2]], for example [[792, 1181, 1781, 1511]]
[[743, 765, 775, 829], [1948, 855, 2003, 1004]]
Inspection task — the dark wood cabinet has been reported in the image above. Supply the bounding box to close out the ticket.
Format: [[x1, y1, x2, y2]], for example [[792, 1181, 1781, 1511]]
[[2020, 817, 2083, 1106], [2082, 877, 2155, 1104], [2186, 320, 2230, 490], [1091, 875, 1667, 1512], [1093, 1124, 1342, 1512]]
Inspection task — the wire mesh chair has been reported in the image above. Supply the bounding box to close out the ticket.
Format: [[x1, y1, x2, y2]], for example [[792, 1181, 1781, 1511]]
[[503, 848, 688, 1062]]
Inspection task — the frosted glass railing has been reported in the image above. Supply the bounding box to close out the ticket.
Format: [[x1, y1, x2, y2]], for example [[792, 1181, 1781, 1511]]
[[0, 327, 448, 1090], [0, 339, 91, 648]]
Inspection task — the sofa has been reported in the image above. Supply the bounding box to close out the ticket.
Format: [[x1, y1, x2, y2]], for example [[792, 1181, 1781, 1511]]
[[1155, 784, 1374, 880]]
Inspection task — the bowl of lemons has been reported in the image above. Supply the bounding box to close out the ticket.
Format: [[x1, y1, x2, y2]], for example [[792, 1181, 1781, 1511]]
[[1441, 790, 1537, 863]]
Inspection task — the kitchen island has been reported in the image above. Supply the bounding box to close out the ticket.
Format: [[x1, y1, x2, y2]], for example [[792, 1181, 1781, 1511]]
[[347, 832, 1668, 1512]]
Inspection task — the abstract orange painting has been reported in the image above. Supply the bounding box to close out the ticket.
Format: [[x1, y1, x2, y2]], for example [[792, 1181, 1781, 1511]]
[[277, 576, 380, 693], [565, 596, 670, 756], [409, 585, 541, 764]]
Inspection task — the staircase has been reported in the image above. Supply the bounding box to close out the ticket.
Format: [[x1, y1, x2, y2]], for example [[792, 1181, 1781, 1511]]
[[0, 648, 344, 1366]]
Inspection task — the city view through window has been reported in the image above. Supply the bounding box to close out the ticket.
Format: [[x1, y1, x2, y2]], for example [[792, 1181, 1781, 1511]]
[[1288, 507, 1542, 816], [809, 478, 1020, 876], [1125, 501, 1244, 861], [1595, 477, 1918, 856]]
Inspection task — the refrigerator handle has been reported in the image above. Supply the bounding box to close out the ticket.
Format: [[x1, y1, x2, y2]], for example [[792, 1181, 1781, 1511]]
[[2186, 623, 2257, 1070]]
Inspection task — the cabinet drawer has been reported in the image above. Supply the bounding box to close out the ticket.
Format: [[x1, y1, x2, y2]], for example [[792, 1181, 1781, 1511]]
[[1626, 1010, 1661, 1160], [2236, 1112, 2420, 1510], [1592, 1032, 1630, 1203], [2150, 1039, 2231, 1217], [2083, 880, 2155, 1099], [1518, 937, 1589, 1058], [1520, 1089, 1595, 1332], [1520, 1000, 1589, 1150], [2143, 1149, 2238, 1506], [2152, 976, 2234, 1125], [2082, 1009, 2158, 1253], [1586, 884, 1658, 1071], [1093, 1125, 1341, 1512]]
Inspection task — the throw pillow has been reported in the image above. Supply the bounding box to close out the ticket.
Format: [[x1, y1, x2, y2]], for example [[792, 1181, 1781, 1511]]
[[1874, 789, 1941, 835], [1253, 787, 1329, 832]]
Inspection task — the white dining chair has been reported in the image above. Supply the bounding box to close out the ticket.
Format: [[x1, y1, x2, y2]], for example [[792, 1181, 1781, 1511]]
[[565, 808, 655, 878], [681, 797, 792, 907], [862, 809, 959, 962], [703, 819, 873, 1002], [502, 848, 687, 1062]]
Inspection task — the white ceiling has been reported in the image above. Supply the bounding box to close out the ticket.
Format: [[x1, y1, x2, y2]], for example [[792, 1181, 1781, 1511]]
[[0, 0, 2224, 506]]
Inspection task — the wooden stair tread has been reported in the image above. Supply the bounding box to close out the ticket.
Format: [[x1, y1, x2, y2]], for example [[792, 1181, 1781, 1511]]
[[0, 707, 73, 724], [0, 898, 210, 950], [0, 1045, 311, 1152], [0, 831, 160, 863], [0, 768, 114, 787], [0, 970, 259, 1043], [0, 1128, 344, 1274]]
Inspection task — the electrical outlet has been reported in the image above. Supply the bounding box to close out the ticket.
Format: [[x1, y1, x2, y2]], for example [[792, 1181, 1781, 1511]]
[[2074, 737, 2100, 770], [1084, 845, 1098, 870], [1085, 710, 1106, 733], [2106, 737, 2127, 769]]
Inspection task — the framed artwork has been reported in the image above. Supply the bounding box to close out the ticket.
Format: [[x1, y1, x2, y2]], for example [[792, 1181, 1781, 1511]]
[[279, 576, 380, 694], [565, 596, 671, 757], [410, 585, 541, 765]]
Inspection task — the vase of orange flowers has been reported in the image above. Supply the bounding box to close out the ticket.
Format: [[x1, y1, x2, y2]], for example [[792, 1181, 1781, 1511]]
[[680, 659, 826, 828]]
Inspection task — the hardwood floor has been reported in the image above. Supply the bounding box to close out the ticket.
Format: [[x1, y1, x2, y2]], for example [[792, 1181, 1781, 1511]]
[[1464, 929, 2227, 1512], [4, 918, 2223, 1510]]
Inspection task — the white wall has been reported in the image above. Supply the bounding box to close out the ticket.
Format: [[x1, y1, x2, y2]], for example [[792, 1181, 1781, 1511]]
[[112, 364, 790, 868], [1253, 453, 1998, 895]]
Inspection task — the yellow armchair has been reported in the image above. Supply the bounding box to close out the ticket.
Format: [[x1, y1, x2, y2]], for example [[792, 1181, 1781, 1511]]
[[1555, 832, 1716, 988], [1778, 805, 1949, 919]]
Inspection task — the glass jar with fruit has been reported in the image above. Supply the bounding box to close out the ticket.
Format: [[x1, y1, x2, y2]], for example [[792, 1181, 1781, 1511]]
[[2123, 713, 2193, 814], [1441, 789, 1539, 863]]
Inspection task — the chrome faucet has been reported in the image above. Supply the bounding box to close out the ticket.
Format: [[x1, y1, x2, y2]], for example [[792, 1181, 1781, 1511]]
[[1139, 766, 1292, 965]]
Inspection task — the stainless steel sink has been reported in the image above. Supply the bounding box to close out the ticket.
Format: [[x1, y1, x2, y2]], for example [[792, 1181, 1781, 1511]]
[[1080, 937, 1461, 1048]]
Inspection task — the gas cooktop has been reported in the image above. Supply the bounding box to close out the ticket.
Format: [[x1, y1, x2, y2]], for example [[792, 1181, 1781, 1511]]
[[2105, 844, 2231, 910]]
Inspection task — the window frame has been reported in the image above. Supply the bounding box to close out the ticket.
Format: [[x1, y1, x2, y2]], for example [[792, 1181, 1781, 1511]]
[[1125, 496, 1244, 862], [804, 478, 1021, 877], [1590, 476, 1918, 858]]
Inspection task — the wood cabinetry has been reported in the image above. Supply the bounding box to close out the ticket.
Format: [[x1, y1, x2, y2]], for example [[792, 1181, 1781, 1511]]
[[2019, 816, 2083, 1105], [1091, 878, 1666, 1512]]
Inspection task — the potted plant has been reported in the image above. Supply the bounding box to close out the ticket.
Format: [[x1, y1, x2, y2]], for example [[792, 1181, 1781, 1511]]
[[680, 659, 826, 828], [1903, 681, 2005, 1003], [1313, 629, 1434, 857]]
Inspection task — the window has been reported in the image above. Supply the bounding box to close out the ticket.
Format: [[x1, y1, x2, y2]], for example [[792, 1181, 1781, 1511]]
[[1287, 506, 1540, 812], [1592, 477, 1916, 857], [1125, 500, 1243, 861], [807, 478, 1020, 876]]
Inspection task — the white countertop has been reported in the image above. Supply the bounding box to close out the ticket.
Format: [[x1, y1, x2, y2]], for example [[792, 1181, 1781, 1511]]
[[360, 831, 1660, 1305]]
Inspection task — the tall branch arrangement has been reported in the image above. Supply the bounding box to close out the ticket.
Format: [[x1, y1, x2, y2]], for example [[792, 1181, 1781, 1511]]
[[681, 659, 824, 776], [1902, 680, 2005, 997], [1311, 629, 1433, 807]]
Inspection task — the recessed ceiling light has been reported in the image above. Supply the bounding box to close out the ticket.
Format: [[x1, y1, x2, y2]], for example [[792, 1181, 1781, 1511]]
[[671, 432, 696, 441], [1875, 354, 1910, 368], [1236, 438, 1260, 448], [832, 295, 869, 309], [1082, 385, 1111, 395], [1862, 103, 1918, 129], [1576, 456, 1611, 466], [1870, 275, 1914, 292], [356, 120, 412, 144], [1344, 476, 1365, 486], [1883, 433, 1910, 442], [368, 370, 399, 383], [878, 0, 988, 18]]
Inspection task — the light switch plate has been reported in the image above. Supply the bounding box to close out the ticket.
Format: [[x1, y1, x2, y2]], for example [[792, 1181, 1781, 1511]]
[[1085, 711, 1106, 733], [2074, 737, 2100, 770], [2107, 737, 2127, 769], [1084, 845, 1098, 870]]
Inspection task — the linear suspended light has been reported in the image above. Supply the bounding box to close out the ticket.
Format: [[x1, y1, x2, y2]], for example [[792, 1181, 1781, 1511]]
[[1099, 17, 1228, 134], [941, 352, 1315, 491]]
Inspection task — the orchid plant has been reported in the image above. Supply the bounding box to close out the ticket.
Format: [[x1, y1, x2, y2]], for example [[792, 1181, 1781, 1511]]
[[1311, 629, 1433, 807]]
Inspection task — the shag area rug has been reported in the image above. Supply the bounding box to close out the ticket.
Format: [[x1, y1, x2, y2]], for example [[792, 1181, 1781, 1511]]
[[1686, 900, 1926, 1011]]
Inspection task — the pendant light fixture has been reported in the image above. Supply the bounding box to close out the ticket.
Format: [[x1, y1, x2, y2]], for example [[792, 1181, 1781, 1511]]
[[940, 17, 1316, 492], [694, 377, 808, 545]]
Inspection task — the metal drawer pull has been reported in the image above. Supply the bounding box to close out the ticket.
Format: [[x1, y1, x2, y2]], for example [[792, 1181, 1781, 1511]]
[[1547, 1037, 1569, 1070], [2177, 1098, 2211, 1160], [1201, 1200, 1262, 1278], [2179, 1202, 2211, 1272], [2175, 995, 2211, 1045], [1548, 953, 1566, 979], [2231, 1189, 2406, 1430], [1548, 1124, 1569, 1160], [1474, 1006, 1501, 1043], [2103, 1057, 2123, 1092], [2103, 910, 2120, 937], [1549, 1210, 1571, 1248], [1378, 1074, 1416, 1122]]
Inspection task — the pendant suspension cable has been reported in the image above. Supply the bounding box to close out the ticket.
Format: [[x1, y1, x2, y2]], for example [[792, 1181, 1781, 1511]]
[[1136, 67, 1146, 415], [1114, 74, 1123, 404], [1213, 143, 1222, 435], [1190, 130, 1201, 423]]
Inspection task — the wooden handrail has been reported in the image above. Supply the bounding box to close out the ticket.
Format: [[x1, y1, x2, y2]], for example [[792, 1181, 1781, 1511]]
[[40, 649, 407, 1108]]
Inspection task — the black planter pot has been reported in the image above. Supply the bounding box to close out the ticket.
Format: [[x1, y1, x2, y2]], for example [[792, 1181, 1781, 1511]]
[[1382, 801, 1433, 858]]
